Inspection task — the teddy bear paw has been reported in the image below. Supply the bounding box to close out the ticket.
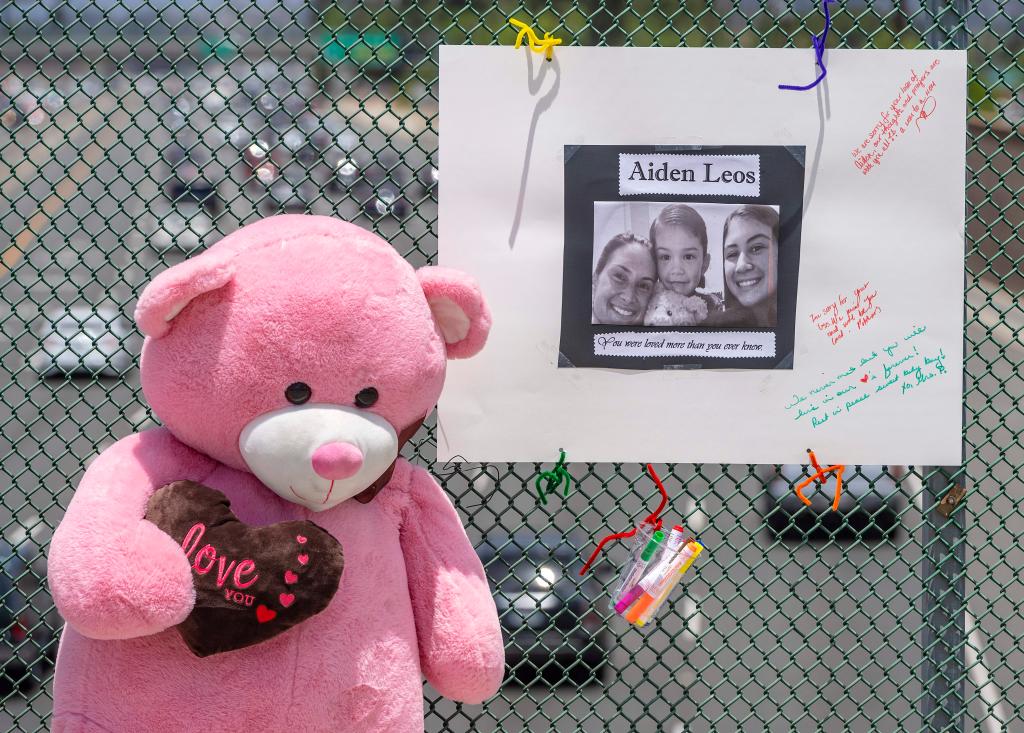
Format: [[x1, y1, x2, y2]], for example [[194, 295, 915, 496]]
[[51, 520, 196, 640]]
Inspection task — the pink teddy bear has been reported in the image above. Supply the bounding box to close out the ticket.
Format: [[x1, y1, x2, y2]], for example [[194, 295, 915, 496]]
[[47, 215, 505, 732]]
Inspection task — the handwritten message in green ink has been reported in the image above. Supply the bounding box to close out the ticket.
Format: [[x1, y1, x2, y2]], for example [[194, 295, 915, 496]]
[[784, 325, 945, 429]]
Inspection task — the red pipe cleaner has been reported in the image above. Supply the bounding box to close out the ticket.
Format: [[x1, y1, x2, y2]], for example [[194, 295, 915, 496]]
[[579, 464, 669, 576]]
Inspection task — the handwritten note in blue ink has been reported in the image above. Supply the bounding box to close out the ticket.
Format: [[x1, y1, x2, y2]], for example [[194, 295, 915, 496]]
[[784, 324, 943, 429]]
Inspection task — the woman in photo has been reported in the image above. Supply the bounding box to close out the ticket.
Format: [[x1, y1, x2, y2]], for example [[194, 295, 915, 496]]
[[643, 204, 724, 326], [591, 233, 656, 325], [710, 205, 779, 328]]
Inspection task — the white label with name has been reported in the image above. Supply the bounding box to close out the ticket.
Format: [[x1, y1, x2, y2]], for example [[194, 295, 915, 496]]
[[618, 153, 760, 197]]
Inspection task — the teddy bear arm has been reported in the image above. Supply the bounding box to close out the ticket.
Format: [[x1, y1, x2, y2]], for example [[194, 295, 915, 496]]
[[49, 428, 216, 639], [401, 468, 505, 704]]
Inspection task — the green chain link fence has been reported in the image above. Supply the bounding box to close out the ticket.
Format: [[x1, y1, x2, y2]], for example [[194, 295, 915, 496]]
[[1, 1, 1021, 731]]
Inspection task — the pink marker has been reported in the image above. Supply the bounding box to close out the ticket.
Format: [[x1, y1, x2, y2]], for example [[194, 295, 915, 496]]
[[614, 584, 646, 615]]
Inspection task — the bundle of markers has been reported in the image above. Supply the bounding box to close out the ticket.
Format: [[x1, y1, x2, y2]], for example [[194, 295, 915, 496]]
[[609, 524, 704, 627]]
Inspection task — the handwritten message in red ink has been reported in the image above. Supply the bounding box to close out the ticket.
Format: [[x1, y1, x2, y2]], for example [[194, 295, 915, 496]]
[[851, 58, 940, 175], [809, 281, 881, 346]]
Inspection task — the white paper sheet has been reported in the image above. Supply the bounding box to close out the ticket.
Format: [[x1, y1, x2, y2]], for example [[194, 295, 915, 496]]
[[438, 46, 966, 465]]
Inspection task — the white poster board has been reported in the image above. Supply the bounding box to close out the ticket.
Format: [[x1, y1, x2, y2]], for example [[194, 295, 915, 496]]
[[438, 46, 966, 465]]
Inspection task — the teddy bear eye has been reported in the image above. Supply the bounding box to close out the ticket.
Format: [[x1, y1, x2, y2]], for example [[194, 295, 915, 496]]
[[285, 382, 311, 405], [354, 387, 378, 408]]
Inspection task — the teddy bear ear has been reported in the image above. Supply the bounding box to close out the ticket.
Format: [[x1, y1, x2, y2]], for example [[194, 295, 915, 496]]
[[417, 266, 492, 359], [134, 249, 236, 339]]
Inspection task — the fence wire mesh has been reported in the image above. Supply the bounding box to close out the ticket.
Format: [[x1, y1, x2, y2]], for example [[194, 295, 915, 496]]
[[1, 1, 1021, 731]]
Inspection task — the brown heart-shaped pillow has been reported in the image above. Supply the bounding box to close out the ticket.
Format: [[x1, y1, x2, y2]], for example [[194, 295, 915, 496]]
[[145, 480, 344, 657]]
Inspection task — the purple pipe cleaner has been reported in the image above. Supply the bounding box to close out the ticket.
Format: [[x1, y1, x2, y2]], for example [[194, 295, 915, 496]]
[[779, 0, 836, 91]]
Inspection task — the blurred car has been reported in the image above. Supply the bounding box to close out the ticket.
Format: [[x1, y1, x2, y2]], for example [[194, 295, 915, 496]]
[[361, 183, 409, 220], [762, 464, 907, 541], [31, 306, 134, 379], [418, 163, 438, 193], [146, 198, 218, 253], [161, 144, 221, 213], [148, 144, 222, 252], [1, 534, 57, 696], [477, 531, 612, 687], [262, 180, 315, 216]]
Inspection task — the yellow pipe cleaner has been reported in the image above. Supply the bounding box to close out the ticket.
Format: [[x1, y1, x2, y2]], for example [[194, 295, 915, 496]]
[[508, 18, 563, 61]]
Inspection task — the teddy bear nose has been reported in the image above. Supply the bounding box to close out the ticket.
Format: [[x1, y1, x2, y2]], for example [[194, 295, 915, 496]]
[[311, 442, 364, 480]]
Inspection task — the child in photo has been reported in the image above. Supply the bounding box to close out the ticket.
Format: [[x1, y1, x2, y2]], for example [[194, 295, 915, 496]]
[[643, 204, 724, 327]]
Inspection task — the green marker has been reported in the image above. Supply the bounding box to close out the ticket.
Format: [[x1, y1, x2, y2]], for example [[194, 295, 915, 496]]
[[640, 530, 665, 561]]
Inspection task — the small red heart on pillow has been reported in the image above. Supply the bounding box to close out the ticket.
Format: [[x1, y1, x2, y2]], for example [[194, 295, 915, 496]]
[[145, 481, 344, 657]]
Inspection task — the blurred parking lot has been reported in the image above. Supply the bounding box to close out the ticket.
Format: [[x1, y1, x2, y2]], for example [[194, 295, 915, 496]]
[[2, 2, 1023, 731]]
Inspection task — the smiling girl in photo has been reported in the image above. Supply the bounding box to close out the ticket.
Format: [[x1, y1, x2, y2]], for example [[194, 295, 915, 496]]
[[711, 204, 780, 328], [643, 204, 723, 327]]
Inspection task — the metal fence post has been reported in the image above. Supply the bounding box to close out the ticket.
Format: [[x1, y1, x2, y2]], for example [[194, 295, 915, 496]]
[[920, 5, 969, 731], [920, 467, 967, 732]]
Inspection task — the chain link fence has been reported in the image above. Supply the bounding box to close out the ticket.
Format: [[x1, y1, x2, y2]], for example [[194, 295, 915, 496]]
[[1, 1, 1021, 731]]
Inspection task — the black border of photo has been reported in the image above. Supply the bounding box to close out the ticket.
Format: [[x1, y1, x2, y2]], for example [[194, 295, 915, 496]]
[[559, 144, 805, 370]]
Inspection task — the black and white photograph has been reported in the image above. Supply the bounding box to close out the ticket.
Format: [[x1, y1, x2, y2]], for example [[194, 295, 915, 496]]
[[560, 145, 804, 370], [590, 201, 780, 329]]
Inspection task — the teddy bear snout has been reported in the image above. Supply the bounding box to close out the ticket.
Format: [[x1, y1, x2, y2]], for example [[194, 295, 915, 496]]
[[311, 441, 364, 480]]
